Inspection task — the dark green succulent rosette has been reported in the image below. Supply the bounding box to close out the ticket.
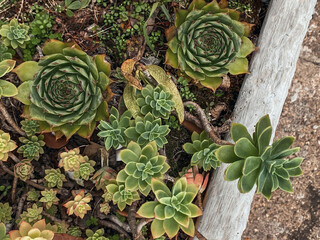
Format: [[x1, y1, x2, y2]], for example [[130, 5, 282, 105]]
[[183, 131, 220, 171], [117, 141, 170, 196], [124, 113, 170, 149], [166, 0, 255, 91], [14, 40, 112, 139], [216, 115, 303, 199]]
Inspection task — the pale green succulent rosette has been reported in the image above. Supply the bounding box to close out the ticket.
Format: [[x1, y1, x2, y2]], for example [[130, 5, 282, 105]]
[[0, 60, 18, 98], [117, 141, 170, 196], [137, 177, 202, 239], [13, 40, 112, 139], [216, 115, 303, 199], [166, 0, 255, 91], [0, 19, 30, 49]]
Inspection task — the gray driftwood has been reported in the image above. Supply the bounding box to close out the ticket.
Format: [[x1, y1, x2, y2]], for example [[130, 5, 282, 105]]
[[196, 0, 317, 239]]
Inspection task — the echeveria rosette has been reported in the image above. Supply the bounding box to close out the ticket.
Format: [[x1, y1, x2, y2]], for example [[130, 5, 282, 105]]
[[166, 0, 255, 91], [44, 168, 66, 189], [39, 189, 59, 209], [0, 19, 30, 49], [17, 135, 45, 161], [73, 158, 95, 181], [0, 60, 18, 98], [106, 180, 140, 211], [124, 113, 170, 149], [21, 119, 40, 137], [9, 219, 54, 240], [58, 148, 86, 172], [183, 131, 220, 171], [137, 178, 202, 238], [136, 85, 175, 119], [0, 130, 17, 162], [18, 204, 43, 225], [117, 141, 170, 196], [0, 202, 12, 223], [14, 160, 34, 181], [14, 40, 112, 139], [63, 190, 92, 219], [97, 107, 132, 150], [216, 115, 303, 199]]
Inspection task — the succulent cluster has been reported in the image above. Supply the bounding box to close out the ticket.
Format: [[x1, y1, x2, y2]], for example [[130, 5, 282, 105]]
[[9, 220, 54, 240], [138, 178, 202, 238], [216, 115, 303, 199], [44, 168, 66, 189], [0, 202, 12, 223], [0, 60, 18, 98], [86, 229, 109, 240], [64, 190, 92, 218], [98, 107, 132, 150], [27, 188, 40, 202], [183, 131, 221, 171], [18, 204, 43, 225], [0, 19, 30, 49], [21, 119, 40, 137], [17, 135, 45, 161], [39, 189, 59, 209], [14, 160, 34, 181], [14, 40, 112, 139], [136, 85, 175, 119], [0, 130, 17, 162], [166, 0, 255, 91], [124, 113, 170, 149]]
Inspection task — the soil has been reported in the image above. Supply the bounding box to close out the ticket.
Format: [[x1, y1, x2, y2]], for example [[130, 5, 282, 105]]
[[243, 2, 320, 239]]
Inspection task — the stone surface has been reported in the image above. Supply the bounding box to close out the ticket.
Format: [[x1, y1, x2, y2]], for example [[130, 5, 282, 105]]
[[243, 2, 320, 240]]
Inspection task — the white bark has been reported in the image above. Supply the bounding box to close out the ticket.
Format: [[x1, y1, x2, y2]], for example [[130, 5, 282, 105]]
[[196, 0, 317, 239]]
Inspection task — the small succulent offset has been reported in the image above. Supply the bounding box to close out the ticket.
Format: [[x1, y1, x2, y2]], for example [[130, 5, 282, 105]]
[[0, 19, 30, 49], [63, 190, 92, 219], [91, 166, 117, 190], [67, 226, 82, 237], [0, 202, 12, 223], [21, 119, 40, 137], [27, 188, 40, 202], [14, 160, 34, 181], [98, 107, 132, 150], [39, 189, 59, 209], [183, 131, 221, 171], [86, 229, 109, 240], [18, 204, 43, 225], [125, 113, 170, 149], [14, 40, 112, 139], [9, 219, 54, 240], [0, 223, 10, 240], [136, 85, 175, 119], [99, 202, 110, 215], [58, 148, 86, 172], [106, 180, 140, 211], [73, 157, 95, 180], [117, 141, 170, 196], [216, 115, 303, 199], [17, 135, 45, 161], [137, 178, 202, 238], [44, 169, 66, 189], [0, 130, 17, 162], [166, 0, 255, 91], [0, 60, 18, 98]]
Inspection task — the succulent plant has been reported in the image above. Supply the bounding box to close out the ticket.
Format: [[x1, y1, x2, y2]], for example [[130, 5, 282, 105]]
[[44, 168, 66, 189], [124, 113, 170, 149], [136, 85, 175, 119], [117, 141, 170, 196], [86, 229, 109, 240], [58, 148, 86, 172], [102, 191, 113, 202], [67, 226, 82, 237], [30, 11, 53, 36], [27, 188, 40, 202], [0, 19, 30, 49], [99, 202, 110, 215], [0, 130, 17, 162], [137, 177, 202, 238], [0, 202, 12, 223], [73, 158, 95, 180], [0, 223, 10, 240], [21, 119, 40, 137], [166, 0, 255, 91], [14, 40, 112, 139], [9, 219, 54, 240], [183, 131, 220, 171], [14, 160, 34, 181], [97, 107, 132, 150], [0, 41, 12, 61], [0, 60, 18, 98], [39, 189, 59, 209], [18, 204, 43, 225], [216, 115, 303, 199], [63, 190, 92, 219], [106, 180, 140, 211], [17, 135, 45, 161], [91, 166, 117, 190]]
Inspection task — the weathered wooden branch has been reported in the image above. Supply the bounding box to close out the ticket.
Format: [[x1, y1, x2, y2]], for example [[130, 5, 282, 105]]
[[196, 0, 317, 239]]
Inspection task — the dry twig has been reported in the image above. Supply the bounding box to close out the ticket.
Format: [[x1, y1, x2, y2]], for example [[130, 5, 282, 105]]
[[0, 101, 25, 136], [98, 219, 131, 239], [106, 215, 131, 233]]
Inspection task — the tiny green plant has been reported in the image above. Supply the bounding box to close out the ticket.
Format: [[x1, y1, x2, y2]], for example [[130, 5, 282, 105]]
[[64, 0, 91, 17]]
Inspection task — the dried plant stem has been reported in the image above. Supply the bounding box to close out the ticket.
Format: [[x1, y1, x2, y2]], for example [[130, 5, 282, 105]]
[[106, 215, 131, 233], [0, 101, 25, 136], [11, 176, 18, 202], [164, 174, 175, 182], [98, 219, 131, 239], [14, 190, 27, 224], [184, 101, 232, 145], [136, 218, 153, 240], [0, 161, 45, 190], [8, 152, 20, 163], [184, 111, 202, 129], [116, 209, 144, 219], [195, 228, 207, 240], [128, 201, 138, 238], [42, 211, 69, 227], [197, 192, 203, 211]]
